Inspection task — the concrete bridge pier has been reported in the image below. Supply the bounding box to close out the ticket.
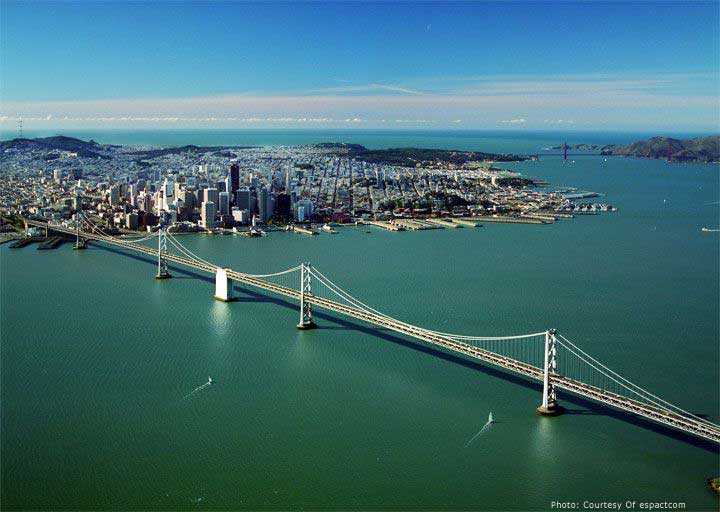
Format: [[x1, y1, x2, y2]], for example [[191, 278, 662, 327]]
[[537, 329, 564, 416], [214, 268, 236, 301]]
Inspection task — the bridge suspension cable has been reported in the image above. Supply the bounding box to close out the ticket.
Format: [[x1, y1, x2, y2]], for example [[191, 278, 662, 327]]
[[165, 231, 218, 269], [308, 265, 546, 342], [233, 265, 303, 279], [554, 333, 718, 429], [165, 231, 302, 279]]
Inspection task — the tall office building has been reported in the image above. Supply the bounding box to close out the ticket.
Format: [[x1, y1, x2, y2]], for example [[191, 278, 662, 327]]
[[154, 191, 164, 214], [275, 193, 292, 220], [163, 178, 174, 199], [201, 201, 217, 229], [295, 199, 314, 222], [109, 184, 121, 206], [181, 189, 196, 210], [257, 188, 269, 223], [204, 187, 219, 206], [229, 163, 240, 200], [138, 192, 151, 213], [218, 191, 230, 216], [125, 212, 139, 230], [235, 188, 251, 210]]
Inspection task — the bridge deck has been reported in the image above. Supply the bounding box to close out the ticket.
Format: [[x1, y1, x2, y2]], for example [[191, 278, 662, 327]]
[[27, 220, 720, 444]]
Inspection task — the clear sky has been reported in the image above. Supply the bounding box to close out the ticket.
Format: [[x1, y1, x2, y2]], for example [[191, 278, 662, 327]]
[[1, 1, 718, 131]]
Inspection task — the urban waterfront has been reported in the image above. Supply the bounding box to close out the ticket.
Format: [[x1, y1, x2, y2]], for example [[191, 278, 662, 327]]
[[2, 135, 718, 510]]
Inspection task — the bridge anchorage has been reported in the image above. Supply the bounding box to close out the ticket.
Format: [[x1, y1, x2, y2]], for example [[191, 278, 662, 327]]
[[155, 227, 171, 280], [537, 329, 564, 416], [297, 262, 317, 330]]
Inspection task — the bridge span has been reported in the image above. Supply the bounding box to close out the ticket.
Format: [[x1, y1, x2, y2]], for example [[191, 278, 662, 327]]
[[22, 217, 720, 444]]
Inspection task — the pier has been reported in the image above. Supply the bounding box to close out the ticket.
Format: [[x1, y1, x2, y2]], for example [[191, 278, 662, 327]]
[[293, 225, 318, 236], [468, 215, 549, 225]]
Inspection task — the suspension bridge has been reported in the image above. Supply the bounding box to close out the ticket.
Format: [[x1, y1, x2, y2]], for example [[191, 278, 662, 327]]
[[21, 216, 720, 445]]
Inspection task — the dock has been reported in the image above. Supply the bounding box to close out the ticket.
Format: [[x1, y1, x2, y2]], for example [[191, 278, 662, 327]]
[[467, 215, 549, 225], [293, 226, 318, 236], [520, 213, 557, 223], [392, 219, 442, 231], [37, 236, 67, 250], [425, 218, 461, 229], [366, 220, 404, 232], [8, 236, 44, 248], [452, 218, 480, 228], [0, 233, 22, 245]]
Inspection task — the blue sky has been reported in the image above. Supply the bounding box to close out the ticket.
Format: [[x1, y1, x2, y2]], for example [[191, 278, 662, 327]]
[[1, 1, 718, 131]]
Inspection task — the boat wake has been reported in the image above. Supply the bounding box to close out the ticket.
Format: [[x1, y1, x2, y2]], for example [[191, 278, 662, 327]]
[[465, 412, 494, 447], [184, 377, 213, 400]]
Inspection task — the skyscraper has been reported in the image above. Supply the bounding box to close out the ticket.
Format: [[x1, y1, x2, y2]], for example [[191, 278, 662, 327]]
[[109, 184, 121, 206], [235, 188, 250, 210], [201, 201, 216, 229], [275, 192, 291, 220], [218, 191, 230, 216], [204, 187, 219, 206], [257, 187, 268, 223], [230, 163, 240, 200]]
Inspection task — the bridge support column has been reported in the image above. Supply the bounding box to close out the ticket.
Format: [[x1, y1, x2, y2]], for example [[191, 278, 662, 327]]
[[537, 329, 564, 416], [214, 268, 236, 301], [155, 227, 171, 280], [297, 262, 316, 330]]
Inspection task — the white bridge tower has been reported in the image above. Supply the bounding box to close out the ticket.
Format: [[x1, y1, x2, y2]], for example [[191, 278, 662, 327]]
[[537, 329, 563, 416], [155, 227, 171, 279], [297, 262, 316, 330]]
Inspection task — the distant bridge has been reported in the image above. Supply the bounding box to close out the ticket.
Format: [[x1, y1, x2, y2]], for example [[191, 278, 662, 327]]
[[22, 216, 720, 444]]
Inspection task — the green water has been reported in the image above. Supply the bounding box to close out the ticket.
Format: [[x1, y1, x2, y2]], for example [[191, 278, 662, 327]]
[[2, 148, 719, 510]]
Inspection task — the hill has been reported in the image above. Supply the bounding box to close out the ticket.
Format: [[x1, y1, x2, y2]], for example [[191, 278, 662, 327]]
[[601, 136, 719, 163], [317, 144, 531, 166], [0, 135, 113, 159]]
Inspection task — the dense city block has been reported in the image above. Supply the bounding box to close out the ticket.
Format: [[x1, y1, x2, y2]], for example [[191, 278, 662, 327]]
[[0, 136, 615, 236]]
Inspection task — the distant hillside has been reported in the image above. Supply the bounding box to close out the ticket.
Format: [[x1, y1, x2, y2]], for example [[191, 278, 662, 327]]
[[601, 136, 719, 163], [317, 143, 531, 166], [0, 136, 256, 161], [0, 135, 112, 159], [127, 144, 254, 159]]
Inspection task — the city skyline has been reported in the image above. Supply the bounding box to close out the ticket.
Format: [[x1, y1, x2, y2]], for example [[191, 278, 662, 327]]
[[1, 1, 719, 131]]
